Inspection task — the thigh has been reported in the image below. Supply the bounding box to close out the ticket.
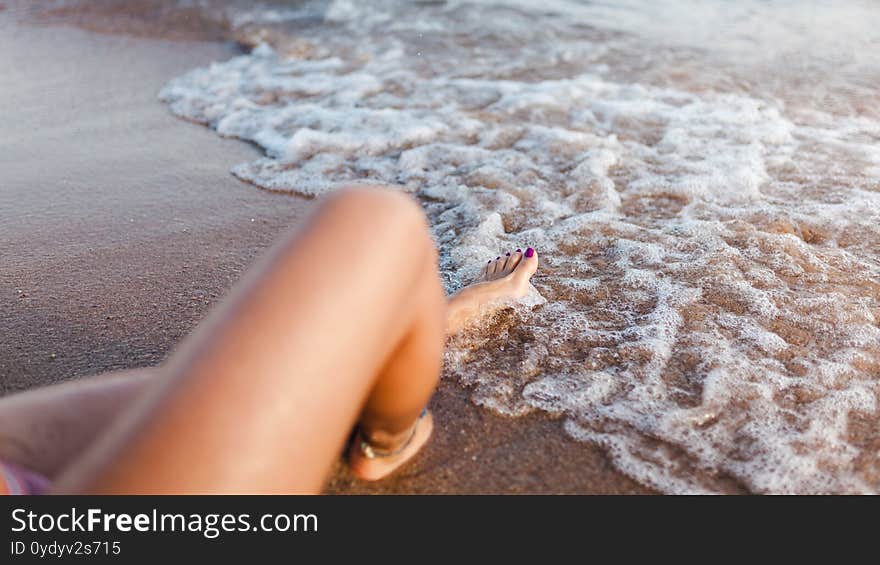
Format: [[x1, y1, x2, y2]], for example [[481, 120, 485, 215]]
[[0, 369, 152, 478]]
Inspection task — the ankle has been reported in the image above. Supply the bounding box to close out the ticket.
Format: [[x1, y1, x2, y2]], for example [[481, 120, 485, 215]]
[[358, 409, 428, 457], [360, 425, 414, 452]]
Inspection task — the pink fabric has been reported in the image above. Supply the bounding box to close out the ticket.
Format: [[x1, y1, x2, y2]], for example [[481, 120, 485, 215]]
[[1, 460, 50, 495]]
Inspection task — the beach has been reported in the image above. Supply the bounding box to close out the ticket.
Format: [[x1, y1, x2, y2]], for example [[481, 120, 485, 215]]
[[3, 0, 878, 495], [0, 5, 651, 494]]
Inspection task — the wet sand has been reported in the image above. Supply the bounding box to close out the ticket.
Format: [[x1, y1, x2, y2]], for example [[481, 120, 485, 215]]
[[0, 10, 651, 494]]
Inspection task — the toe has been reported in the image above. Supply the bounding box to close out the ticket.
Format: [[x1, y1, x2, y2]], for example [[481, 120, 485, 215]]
[[490, 256, 503, 278], [499, 251, 513, 273], [514, 247, 539, 279], [503, 249, 523, 274]]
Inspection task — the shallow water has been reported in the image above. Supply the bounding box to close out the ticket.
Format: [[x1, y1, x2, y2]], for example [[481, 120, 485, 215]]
[[113, 0, 880, 493]]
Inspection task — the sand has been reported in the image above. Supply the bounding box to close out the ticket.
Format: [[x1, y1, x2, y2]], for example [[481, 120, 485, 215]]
[[0, 8, 651, 494]]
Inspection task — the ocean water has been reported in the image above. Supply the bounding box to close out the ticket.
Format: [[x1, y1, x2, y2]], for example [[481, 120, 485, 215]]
[[155, 0, 880, 493]]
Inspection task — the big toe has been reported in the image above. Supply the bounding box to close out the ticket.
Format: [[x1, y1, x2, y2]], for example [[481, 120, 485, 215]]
[[505, 247, 537, 297], [514, 247, 538, 280]]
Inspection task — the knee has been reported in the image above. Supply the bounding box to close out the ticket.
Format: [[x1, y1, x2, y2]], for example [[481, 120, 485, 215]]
[[320, 185, 435, 256], [324, 185, 425, 224]]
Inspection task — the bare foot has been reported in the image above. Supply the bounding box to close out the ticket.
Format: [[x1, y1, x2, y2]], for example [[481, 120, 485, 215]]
[[446, 247, 539, 334], [348, 411, 434, 481]]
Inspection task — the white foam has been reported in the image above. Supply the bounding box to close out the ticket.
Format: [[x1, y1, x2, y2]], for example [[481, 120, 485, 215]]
[[161, 0, 880, 493]]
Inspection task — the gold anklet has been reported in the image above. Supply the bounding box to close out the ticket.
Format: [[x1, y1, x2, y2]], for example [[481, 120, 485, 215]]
[[359, 408, 427, 459]]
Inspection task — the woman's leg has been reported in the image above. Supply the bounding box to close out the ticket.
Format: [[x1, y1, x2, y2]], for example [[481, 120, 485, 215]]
[[50, 186, 445, 493], [0, 186, 539, 492], [0, 369, 152, 479]]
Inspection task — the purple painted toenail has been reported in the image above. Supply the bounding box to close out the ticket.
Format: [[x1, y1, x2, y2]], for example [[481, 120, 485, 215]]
[[525, 247, 535, 257], [506, 252, 511, 256], [496, 256, 501, 260], [488, 260, 492, 264], [516, 249, 522, 253]]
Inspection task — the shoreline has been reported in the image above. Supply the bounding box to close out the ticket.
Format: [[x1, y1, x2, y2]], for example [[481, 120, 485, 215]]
[[0, 11, 653, 494]]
